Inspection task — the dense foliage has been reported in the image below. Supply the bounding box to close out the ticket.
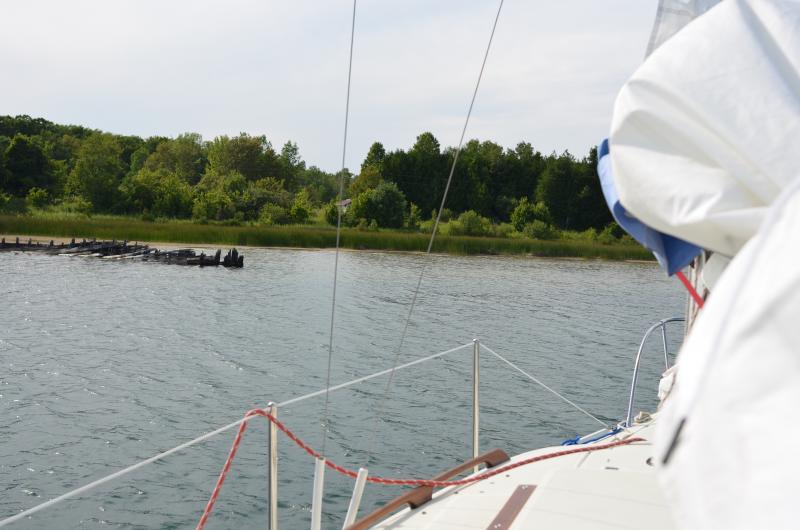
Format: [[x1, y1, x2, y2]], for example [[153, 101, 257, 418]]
[[0, 115, 613, 237]]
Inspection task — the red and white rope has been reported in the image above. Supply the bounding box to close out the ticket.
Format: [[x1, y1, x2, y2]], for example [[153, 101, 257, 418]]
[[196, 408, 644, 529]]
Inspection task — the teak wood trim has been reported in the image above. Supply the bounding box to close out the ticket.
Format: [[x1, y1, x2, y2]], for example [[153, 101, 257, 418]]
[[485, 484, 536, 529], [345, 448, 510, 530]]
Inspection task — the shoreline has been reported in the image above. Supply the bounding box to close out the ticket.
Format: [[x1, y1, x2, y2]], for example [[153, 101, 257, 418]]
[[0, 233, 657, 264], [0, 214, 655, 261]]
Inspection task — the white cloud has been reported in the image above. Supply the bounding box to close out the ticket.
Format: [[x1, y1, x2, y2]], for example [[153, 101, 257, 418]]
[[0, 0, 655, 171]]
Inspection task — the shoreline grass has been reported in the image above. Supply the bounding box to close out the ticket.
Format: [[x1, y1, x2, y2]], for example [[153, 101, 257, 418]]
[[0, 214, 655, 261]]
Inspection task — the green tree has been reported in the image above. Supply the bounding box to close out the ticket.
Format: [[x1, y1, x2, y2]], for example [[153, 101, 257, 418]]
[[192, 189, 236, 221], [249, 177, 292, 208], [277, 141, 305, 190], [510, 197, 552, 232], [116, 135, 145, 170], [143, 133, 206, 184], [348, 164, 383, 198], [325, 200, 342, 226], [120, 168, 192, 218], [3, 134, 52, 195], [448, 140, 501, 216], [299, 166, 339, 204], [0, 136, 10, 192], [289, 189, 313, 224], [206, 133, 278, 181], [67, 133, 125, 211], [348, 181, 407, 228], [196, 169, 248, 196], [43, 134, 82, 194], [259, 203, 290, 225], [383, 132, 446, 215], [154, 173, 193, 218], [26, 187, 49, 208], [198, 169, 293, 221], [571, 147, 613, 230], [128, 146, 150, 175], [120, 168, 161, 213], [360, 141, 386, 173], [535, 153, 579, 229]]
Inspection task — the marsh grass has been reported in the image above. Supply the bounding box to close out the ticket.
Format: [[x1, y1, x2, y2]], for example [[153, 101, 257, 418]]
[[0, 214, 654, 260]]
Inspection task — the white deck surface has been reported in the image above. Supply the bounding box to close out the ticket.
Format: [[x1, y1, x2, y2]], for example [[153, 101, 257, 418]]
[[371, 418, 674, 529]]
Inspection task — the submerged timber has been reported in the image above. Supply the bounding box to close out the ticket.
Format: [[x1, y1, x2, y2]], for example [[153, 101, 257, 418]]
[[0, 236, 244, 268]]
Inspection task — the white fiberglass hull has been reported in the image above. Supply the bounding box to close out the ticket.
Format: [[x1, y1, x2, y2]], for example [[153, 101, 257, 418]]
[[370, 418, 672, 530]]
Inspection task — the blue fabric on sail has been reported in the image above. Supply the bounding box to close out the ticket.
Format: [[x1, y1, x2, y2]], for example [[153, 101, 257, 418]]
[[597, 139, 701, 275]]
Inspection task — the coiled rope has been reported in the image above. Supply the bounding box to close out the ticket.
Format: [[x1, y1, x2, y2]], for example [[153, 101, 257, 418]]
[[196, 407, 644, 529]]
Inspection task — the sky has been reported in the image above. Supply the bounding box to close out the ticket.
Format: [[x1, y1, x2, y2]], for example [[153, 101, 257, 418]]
[[1, 0, 656, 173]]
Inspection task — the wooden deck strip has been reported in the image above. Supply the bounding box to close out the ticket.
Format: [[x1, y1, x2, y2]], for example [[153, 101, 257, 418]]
[[486, 484, 536, 529]]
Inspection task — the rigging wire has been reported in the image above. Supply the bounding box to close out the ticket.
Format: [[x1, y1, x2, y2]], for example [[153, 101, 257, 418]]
[[321, 0, 358, 458], [0, 343, 473, 529], [481, 344, 610, 429], [364, 0, 505, 460]]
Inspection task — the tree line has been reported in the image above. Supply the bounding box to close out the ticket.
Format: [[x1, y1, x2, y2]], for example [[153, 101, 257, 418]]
[[0, 115, 613, 236]]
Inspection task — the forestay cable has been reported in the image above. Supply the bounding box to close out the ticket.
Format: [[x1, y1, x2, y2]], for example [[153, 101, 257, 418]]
[[481, 344, 609, 429], [364, 0, 506, 460], [322, 0, 358, 457]]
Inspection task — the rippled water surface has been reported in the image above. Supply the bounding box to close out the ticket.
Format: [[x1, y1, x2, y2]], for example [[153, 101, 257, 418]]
[[0, 248, 684, 529]]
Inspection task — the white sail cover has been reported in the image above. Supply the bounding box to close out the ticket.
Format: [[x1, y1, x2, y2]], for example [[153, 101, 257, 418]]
[[609, 0, 800, 257], [656, 180, 800, 529], [610, 0, 800, 527]]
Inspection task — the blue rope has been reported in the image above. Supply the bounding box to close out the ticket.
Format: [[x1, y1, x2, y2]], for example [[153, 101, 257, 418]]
[[561, 427, 622, 446]]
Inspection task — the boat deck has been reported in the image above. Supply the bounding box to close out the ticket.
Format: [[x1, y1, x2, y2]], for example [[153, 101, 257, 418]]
[[370, 418, 673, 529]]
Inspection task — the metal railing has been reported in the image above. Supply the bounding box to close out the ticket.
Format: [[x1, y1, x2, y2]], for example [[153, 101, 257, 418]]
[[0, 342, 476, 529], [331, 339, 482, 530], [624, 317, 685, 427], [2, 338, 601, 530]]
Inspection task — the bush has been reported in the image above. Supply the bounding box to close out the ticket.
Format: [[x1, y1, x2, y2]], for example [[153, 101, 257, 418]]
[[153, 175, 193, 218], [192, 189, 236, 221], [324, 200, 341, 226], [407, 203, 422, 230], [449, 210, 491, 236], [0, 192, 27, 214], [523, 220, 558, 240], [580, 228, 598, 242], [492, 222, 515, 238], [250, 177, 292, 206], [511, 198, 552, 232], [121, 169, 193, 218], [58, 196, 93, 216], [26, 187, 49, 208], [289, 189, 313, 224], [348, 182, 407, 228], [431, 208, 453, 222], [597, 223, 619, 244], [259, 204, 291, 225]]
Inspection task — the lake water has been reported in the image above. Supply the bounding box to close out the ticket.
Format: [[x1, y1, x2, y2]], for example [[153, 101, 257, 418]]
[[0, 248, 684, 529]]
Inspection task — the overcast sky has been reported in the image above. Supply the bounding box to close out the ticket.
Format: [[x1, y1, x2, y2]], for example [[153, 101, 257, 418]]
[[1, 0, 656, 172]]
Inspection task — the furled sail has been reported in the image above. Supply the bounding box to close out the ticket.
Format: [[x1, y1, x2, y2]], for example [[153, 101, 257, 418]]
[[610, 0, 800, 257], [645, 0, 722, 56], [606, 0, 800, 527]]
